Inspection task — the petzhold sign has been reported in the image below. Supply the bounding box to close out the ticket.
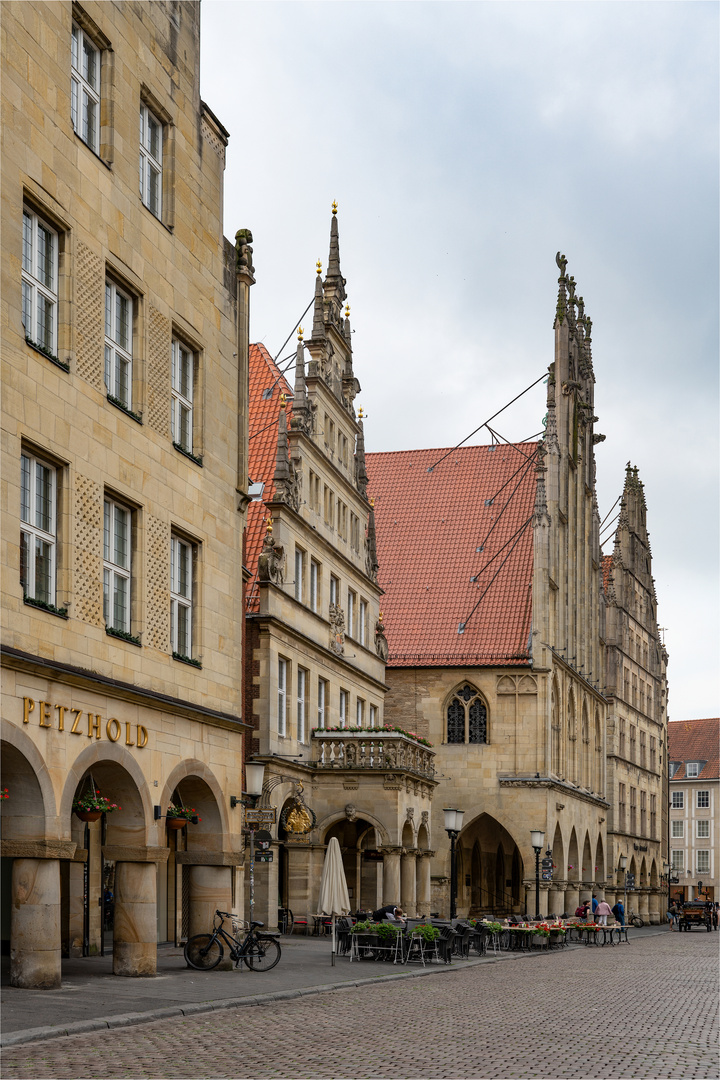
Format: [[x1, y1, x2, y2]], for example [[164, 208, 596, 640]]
[[23, 697, 148, 748]]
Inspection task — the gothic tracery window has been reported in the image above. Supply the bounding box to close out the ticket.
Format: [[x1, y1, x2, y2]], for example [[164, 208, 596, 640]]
[[446, 685, 487, 744]]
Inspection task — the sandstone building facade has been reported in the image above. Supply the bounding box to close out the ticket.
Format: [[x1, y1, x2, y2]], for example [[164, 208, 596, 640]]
[[668, 718, 719, 903], [244, 211, 436, 928], [1, 1, 251, 986]]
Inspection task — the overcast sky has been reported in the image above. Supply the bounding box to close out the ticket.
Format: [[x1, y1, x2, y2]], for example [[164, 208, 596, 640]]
[[200, 1, 719, 719]]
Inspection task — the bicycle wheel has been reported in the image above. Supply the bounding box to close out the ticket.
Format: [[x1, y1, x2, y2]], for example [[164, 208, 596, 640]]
[[185, 933, 223, 971], [246, 936, 281, 971]]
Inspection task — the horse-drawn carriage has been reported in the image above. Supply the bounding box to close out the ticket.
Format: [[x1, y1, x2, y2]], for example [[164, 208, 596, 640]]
[[677, 900, 713, 932]]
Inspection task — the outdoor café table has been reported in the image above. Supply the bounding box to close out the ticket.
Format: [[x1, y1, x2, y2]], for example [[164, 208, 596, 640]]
[[581, 924, 603, 946], [606, 924, 629, 945]]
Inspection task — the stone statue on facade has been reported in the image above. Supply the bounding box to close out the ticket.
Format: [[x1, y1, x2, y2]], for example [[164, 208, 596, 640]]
[[258, 527, 284, 585], [375, 613, 389, 661], [329, 603, 345, 655]]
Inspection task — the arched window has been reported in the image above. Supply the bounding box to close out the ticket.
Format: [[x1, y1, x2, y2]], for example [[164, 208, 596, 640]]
[[446, 685, 487, 744]]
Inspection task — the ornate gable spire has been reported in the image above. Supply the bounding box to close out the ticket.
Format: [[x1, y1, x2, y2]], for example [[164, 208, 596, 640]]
[[311, 260, 325, 340], [272, 395, 299, 511], [366, 499, 379, 583], [324, 201, 346, 307], [532, 441, 551, 527], [354, 406, 369, 498], [291, 328, 312, 434]]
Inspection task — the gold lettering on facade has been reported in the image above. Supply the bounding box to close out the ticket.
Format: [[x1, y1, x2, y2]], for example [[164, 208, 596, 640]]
[[23, 697, 35, 723], [106, 718, 121, 742], [70, 709, 83, 734], [56, 704, 66, 731], [39, 701, 52, 728], [137, 725, 148, 748], [88, 713, 101, 739], [125, 722, 135, 747], [18, 700, 148, 749]]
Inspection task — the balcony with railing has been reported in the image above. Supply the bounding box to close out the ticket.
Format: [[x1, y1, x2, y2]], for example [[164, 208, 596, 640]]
[[311, 729, 435, 781]]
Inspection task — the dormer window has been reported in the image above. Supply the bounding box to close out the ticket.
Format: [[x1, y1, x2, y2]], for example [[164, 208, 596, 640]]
[[685, 762, 700, 778]]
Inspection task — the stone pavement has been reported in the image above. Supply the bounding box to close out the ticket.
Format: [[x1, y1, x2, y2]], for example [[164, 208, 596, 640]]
[[3, 925, 717, 1079]]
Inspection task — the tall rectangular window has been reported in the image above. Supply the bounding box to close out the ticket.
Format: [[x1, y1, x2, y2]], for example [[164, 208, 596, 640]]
[[277, 658, 287, 736], [71, 22, 100, 152], [103, 498, 131, 632], [105, 280, 133, 408], [697, 791, 709, 808], [356, 698, 365, 727], [686, 762, 699, 778], [20, 452, 56, 605], [359, 600, 368, 647], [369, 704, 378, 728], [629, 787, 637, 834], [347, 589, 356, 638], [22, 209, 58, 356], [640, 790, 647, 835], [671, 850, 684, 871], [294, 548, 305, 603], [171, 339, 193, 452], [329, 575, 338, 606], [139, 104, 162, 218], [640, 731, 646, 769], [650, 736, 657, 772], [350, 513, 359, 553], [317, 677, 327, 729], [650, 794, 657, 838], [324, 486, 334, 527], [297, 668, 307, 742], [629, 726, 636, 763], [310, 560, 319, 613], [671, 791, 684, 809], [696, 851, 710, 874], [618, 783, 626, 831], [170, 535, 193, 657], [696, 820, 709, 839], [618, 720, 625, 758], [339, 689, 348, 729]]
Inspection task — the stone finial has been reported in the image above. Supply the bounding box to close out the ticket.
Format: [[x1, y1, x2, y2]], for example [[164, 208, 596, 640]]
[[355, 414, 369, 498], [273, 401, 300, 511], [555, 251, 568, 326], [311, 268, 325, 340], [291, 334, 312, 435], [324, 203, 346, 303], [532, 441, 551, 527], [235, 228, 254, 276], [343, 302, 352, 346], [366, 502, 379, 583]]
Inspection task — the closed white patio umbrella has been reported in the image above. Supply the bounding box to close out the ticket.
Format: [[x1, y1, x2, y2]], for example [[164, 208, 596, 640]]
[[318, 835, 351, 966]]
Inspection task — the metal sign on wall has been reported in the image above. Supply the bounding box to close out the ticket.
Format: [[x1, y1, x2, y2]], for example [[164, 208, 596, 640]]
[[244, 807, 277, 828]]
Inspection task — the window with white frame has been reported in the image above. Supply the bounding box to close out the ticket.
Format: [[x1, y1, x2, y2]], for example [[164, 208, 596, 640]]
[[685, 762, 699, 778], [671, 820, 684, 839], [294, 548, 305, 603], [297, 668, 307, 742], [22, 209, 58, 357], [105, 280, 133, 408], [671, 791, 684, 809], [171, 339, 193, 452], [671, 850, 684, 871], [170, 535, 193, 657], [696, 820, 710, 839], [277, 658, 287, 736], [356, 698, 365, 727], [696, 850, 710, 874], [20, 452, 57, 606], [139, 104, 162, 218], [310, 560, 319, 613], [359, 600, 368, 647], [347, 589, 356, 637], [71, 22, 100, 152], [329, 575, 338, 606], [339, 689, 348, 729], [317, 677, 327, 729], [103, 498, 131, 632], [669, 762, 679, 778], [697, 791, 709, 808], [369, 704, 378, 728]]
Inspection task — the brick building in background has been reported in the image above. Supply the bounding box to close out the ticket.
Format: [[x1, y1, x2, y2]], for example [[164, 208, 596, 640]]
[[1, 1, 251, 986], [668, 718, 719, 903]]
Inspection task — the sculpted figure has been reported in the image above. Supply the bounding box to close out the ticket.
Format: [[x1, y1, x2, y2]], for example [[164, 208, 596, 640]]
[[258, 531, 284, 584]]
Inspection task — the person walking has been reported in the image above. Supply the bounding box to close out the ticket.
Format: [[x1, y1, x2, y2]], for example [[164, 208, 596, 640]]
[[612, 900, 625, 926], [591, 896, 599, 917], [595, 898, 613, 926]]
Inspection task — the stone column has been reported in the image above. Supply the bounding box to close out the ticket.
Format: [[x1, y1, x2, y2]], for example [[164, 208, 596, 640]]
[[400, 851, 417, 917], [382, 848, 401, 906], [579, 884, 593, 905], [547, 887, 564, 918], [113, 861, 157, 976], [416, 852, 433, 918], [286, 843, 314, 926], [10, 858, 61, 989], [648, 890, 661, 925], [538, 884, 549, 918], [638, 889, 650, 921], [564, 886, 580, 914], [188, 865, 232, 969]]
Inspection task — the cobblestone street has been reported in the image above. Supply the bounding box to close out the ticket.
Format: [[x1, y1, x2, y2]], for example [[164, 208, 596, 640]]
[[2, 931, 717, 1079]]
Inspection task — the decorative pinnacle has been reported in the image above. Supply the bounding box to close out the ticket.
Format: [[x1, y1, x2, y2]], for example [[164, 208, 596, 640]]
[[358, 406, 364, 419], [332, 200, 338, 215], [370, 497, 375, 508], [345, 304, 351, 318], [297, 326, 303, 340], [279, 393, 287, 409], [378, 611, 383, 622], [316, 259, 322, 275], [265, 516, 273, 533]]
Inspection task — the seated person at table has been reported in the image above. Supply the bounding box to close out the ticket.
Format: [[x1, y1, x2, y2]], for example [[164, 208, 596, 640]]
[[373, 904, 406, 925]]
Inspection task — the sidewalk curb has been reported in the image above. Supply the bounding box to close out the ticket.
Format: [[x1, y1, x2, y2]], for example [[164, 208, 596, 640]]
[[1, 933, 665, 1048]]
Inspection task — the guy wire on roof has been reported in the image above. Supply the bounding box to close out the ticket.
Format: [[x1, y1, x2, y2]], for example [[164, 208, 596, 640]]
[[426, 370, 547, 473], [599, 494, 621, 529], [262, 296, 315, 395], [470, 447, 540, 569], [485, 425, 537, 463], [459, 514, 534, 634], [468, 512, 536, 592]]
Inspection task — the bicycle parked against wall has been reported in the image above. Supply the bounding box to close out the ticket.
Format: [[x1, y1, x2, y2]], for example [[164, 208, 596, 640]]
[[184, 910, 281, 971], [625, 910, 644, 927]]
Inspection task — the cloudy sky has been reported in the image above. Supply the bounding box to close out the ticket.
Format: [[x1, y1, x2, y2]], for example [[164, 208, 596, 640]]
[[200, 1, 718, 718]]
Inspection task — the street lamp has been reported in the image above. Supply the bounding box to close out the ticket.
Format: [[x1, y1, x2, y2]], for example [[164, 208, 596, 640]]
[[618, 854, 627, 919], [443, 808, 465, 921], [236, 761, 266, 927], [530, 830, 545, 921]]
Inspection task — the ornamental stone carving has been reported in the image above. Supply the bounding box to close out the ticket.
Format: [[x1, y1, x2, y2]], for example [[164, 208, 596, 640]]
[[345, 803, 357, 821], [258, 531, 284, 585], [375, 615, 389, 661], [329, 603, 345, 654]]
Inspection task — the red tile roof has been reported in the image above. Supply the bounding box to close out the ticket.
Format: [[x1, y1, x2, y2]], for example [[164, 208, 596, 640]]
[[246, 343, 293, 611], [668, 718, 719, 781], [366, 443, 539, 667]]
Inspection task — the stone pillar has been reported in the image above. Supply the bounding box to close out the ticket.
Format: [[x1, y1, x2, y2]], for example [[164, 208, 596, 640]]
[[382, 848, 401, 906], [638, 890, 650, 921], [286, 843, 314, 925], [251, 841, 280, 931], [10, 858, 61, 989], [113, 861, 157, 976], [648, 890, 661, 925], [400, 851, 417, 917], [416, 852, 432, 918], [538, 885, 549, 918], [565, 886, 580, 914], [188, 865, 232, 969], [579, 884, 593, 905], [547, 888, 564, 918]]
